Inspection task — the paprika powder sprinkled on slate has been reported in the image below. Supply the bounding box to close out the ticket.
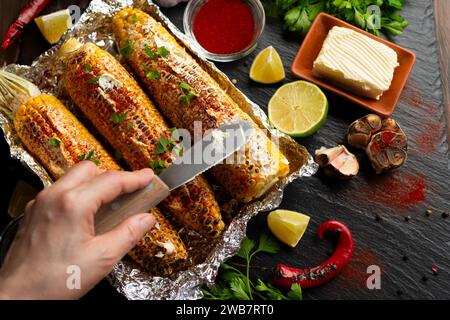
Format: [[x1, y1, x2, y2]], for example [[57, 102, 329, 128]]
[[193, 0, 255, 54], [362, 174, 427, 211]]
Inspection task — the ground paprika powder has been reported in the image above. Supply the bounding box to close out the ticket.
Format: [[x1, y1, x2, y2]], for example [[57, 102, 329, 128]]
[[193, 0, 255, 54]]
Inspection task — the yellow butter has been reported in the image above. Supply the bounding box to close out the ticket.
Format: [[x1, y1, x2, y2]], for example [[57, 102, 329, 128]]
[[313, 26, 399, 100]]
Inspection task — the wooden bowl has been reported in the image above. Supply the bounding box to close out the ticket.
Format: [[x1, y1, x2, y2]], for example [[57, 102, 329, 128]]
[[291, 13, 416, 117]]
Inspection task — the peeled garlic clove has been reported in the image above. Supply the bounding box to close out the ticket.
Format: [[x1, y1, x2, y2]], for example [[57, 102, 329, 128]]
[[314, 145, 359, 179]]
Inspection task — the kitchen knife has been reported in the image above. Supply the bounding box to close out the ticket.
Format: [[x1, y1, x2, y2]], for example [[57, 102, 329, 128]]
[[94, 121, 253, 234]]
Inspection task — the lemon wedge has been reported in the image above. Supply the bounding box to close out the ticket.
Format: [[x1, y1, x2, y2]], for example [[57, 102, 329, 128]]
[[250, 46, 285, 84], [35, 9, 72, 44], [267, 209, 310, 248], [268, 80, 328, 137]]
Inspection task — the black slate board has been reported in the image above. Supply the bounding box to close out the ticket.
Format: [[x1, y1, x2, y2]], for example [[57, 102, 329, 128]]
[[160, 1, 450, 300], [0, 0, 448, 300]]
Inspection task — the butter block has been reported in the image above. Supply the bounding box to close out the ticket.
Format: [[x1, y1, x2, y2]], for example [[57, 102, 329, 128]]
[[313, 26, 399, 100]]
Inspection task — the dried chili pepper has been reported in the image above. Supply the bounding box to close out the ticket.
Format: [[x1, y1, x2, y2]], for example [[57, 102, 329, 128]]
[[274, 220, 354, 289], [1, 0, 51, 49]]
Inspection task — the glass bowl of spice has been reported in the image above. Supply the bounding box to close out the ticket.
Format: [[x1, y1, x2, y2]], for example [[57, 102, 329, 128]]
[[183, 0, 265, 62]]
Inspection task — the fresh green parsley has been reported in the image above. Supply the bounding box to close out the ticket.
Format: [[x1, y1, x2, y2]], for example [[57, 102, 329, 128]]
[[86, 76, 100, 84], [82, 63, 92, 72], [131, 13, 139, 22], [114, 150, 122, 161], [202, 233, 302, 300], [126, 123, 133, 131], [264, 0, 408, 37], [152, 135, 178, 155], [144, 44, 170, 59], [111, 112, 127, 125], [13, 137, 22, 146], [48, 137, 61, 148], [149, 159, 167, 174], [179, 82, 198, 108], [78, 150, 100, 166], [157, 46, 170, 58], [142, 64, 160, 80], [120, 40, 134, 59]]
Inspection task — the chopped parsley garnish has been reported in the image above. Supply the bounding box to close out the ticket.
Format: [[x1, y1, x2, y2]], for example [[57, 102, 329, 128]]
[[86, 76, 100, 84], [78, 150, 100, 166], [114, 150, 123, 161], [131, 13, 138, 22], [152, 131, 181, 155], [149, 159, 167, 174], [82, 63, 92, 72], [111, 112, 127, 125], [173, 145, 184, 157], [142, 64, 160, 80], [144, 44, 170, 59], [13, 137, 22, 146], [179, 82, 198, 107], [126, 123, 133, 131], [120, 40, 134, 59], [48, 137, 61, 148], [157, 46, 170, 58]]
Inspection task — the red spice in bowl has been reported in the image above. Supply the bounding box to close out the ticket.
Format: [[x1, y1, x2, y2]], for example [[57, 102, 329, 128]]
[[192, 0, 255, 55]]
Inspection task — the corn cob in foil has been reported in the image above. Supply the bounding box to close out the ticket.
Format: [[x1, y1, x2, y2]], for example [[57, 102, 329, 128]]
[[112, 9, 290, 203], [15, 94, 120, 179], [59, 39, 224, 238], [0, 70, 187, 276]]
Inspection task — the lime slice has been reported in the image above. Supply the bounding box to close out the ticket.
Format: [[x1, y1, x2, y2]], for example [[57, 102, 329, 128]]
[[35, 9, 72, 44], [268, 81, 328, 137], [267, 209, 310, 248], [250, 46, 285, 84]]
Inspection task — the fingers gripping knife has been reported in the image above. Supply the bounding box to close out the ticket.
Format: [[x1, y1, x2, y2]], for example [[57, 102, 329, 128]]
[[94, 121, 253, 234]]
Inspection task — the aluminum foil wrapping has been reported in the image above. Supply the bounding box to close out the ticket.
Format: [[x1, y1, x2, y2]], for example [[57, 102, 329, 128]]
[[0, 0, 318, 300]]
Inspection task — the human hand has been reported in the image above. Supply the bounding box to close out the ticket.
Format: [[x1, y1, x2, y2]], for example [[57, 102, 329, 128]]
[[0, 162, 156, 300]]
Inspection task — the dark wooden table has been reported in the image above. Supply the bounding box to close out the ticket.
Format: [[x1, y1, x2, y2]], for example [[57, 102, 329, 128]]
[[1, 0, 449, 300]]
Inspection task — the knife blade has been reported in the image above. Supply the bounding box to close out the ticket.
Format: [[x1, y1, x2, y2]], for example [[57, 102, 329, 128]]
[[94, 121, 253, 234]]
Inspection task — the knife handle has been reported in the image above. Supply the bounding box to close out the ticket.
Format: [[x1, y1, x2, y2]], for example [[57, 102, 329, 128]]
[[94, 175, 170, 235]]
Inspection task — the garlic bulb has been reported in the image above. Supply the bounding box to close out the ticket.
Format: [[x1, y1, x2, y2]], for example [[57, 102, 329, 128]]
[[154, 0, 190, 7]]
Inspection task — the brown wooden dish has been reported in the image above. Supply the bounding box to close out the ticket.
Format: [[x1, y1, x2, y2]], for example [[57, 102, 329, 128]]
[[291, 13, 416, 117]]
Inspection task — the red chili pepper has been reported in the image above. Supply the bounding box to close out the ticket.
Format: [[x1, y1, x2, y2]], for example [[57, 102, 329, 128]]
[[1, 0, 52, 49], [274, 220, 354, 289]]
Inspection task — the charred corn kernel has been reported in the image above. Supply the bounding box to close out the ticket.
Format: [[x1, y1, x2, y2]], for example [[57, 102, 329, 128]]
[[60, 40, 224, 238], [112, 9, 290, 203], [14, 94, 120, 179], [130, 207, 189, 277], [13, 94, 186, 276]]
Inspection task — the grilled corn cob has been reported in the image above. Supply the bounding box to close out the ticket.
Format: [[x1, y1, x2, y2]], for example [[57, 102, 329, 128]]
[[0, 70, 188, 276], [59, 39, 224, 238], [112, 9, 290, 203], [14, 94, 120, 179]]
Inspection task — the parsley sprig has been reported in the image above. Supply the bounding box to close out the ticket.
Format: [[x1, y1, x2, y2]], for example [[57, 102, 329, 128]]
[[265, 0, 408, 37], [48, 137, 61, 148], [202, 233, 302, 300], [152, 130, 183, 156], [144, 44, 170, 59], [111, 112, 127, 125], [142, 64, 160, 80], [148, 159, 168, 174], [179, 82, 198, 108], [120, 40, 134, 59], [78, 150, 100, 166]]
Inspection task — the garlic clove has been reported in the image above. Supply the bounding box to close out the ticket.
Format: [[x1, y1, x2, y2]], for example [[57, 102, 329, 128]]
[[314, 145, 359, 179]]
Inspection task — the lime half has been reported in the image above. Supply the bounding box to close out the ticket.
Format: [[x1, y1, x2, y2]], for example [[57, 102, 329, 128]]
[[35, 9, 72, 44], [267, 209, 310, 248], [268, 81, 328, 137]]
